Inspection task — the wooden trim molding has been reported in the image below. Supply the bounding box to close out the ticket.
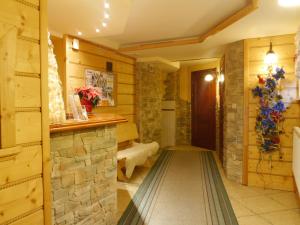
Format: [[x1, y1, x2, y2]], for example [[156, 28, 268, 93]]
[[243, 40, 249, 185], [50, 113, 127, 133], [40, 0, 52, 224], [119, 0, 259, 52]]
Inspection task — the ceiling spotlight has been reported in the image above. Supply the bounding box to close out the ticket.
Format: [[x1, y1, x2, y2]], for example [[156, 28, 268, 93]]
[[104, 2, 110, 9], [77, 31, 82, 36], [96, 28, 100, 33], [204, 74, 214, 82], [278, 0, 300, 7], [102, 22, 107, 27], [104, 12, 110, 19]]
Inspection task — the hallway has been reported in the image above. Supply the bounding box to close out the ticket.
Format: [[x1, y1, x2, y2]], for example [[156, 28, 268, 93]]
[[117, 147, 300, 225]]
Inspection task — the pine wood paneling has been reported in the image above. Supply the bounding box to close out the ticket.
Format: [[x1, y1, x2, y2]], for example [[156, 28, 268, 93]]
[[0, 0, 48, 224], [248, 172, 294, 191], [118, 84, 135, 94], [0, 26, 17, 148], [117, 105, 135, 115], [248, 145, 293, 162], [16, 39, 40, 74], [0, 1, 39, 40], [249, 58, 294, 75], [68, 50, 107, 69], [115, 61, 135, 74], [9, 210, 44, 225], [123, 115, 135, 122], [249, 45, 295, 61], [117, 73, 135, 84], [249, 131, 293, 148], [16, 112, 42, 144], [246, 34, 298, 191], [15, 76, 41, 108], [0, 178, 43, 224], [61, 36, 136, 121], [66, 38, 135, 65], [248, 159, 293, 176], [0, 145, 42, 186], [118, 94, 135, 105], [24, 0, 40, 7]]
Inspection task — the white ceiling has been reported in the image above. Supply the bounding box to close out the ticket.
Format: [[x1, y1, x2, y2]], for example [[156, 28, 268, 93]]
[[48, 0, 132, 38], [48, 0, 300, 61], [105, 0, 248, 44]]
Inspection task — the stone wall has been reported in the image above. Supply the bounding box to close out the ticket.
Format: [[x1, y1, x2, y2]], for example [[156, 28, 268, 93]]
[[163, 72, 176, 101], [136, 63, 165, 144], [223, 40, 245, 183], [175, 71, 191, 145], [50, 125, 117, 225]]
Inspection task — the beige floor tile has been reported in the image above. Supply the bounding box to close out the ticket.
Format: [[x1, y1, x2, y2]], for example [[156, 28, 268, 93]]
[[268, 192, 300, 209], [117, 146, 299, 225], [230, 198, 255, 218], [238, 215, 272, 225], [237, 195, 288, 214], [261, 209, 300, 225]]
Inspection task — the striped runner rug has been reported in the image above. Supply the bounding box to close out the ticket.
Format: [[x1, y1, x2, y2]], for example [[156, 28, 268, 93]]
[[118, 150, 238, 225]]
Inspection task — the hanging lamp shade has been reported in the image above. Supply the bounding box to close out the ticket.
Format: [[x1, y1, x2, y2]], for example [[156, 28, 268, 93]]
[[264, 42, 278, 66]]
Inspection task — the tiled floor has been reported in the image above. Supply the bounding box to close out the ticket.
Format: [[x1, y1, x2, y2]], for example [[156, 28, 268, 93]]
[[117, 146, 300, 225]]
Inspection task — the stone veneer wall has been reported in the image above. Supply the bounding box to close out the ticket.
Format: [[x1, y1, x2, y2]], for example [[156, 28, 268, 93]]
[[224, 40, 245, 183], [175, 71, 191, 145], [163, 72, 176, 101], [50, 125, 117, 225], [136, 62, 165, 144]]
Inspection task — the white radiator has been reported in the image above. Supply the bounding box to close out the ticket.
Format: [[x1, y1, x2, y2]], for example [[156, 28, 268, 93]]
[[293, 127, 300, 192], [161, 101, 175, 148]]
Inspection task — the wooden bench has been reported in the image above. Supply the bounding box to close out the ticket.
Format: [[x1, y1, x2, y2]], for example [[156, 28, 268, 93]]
[[117, 122, 159, 181]]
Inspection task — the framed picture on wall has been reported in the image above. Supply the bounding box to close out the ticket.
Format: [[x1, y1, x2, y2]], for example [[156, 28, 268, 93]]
[[85, 69, 116, 106]]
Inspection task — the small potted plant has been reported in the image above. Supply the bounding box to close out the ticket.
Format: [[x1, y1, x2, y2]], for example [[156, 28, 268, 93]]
[[75, 86, 101, 113]]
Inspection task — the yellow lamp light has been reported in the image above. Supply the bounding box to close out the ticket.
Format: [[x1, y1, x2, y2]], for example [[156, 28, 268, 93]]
[[204, 74, 214, 82], [219, 74, 225, 83], [264, 42, 278, 67], [278, 0, 300, 7]]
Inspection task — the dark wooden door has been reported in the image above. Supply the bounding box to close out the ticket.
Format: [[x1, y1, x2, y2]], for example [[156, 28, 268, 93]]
[[191, 69, 216, 150]]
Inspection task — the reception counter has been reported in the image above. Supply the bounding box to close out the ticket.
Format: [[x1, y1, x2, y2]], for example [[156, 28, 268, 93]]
[[50, 114, 127, 225]]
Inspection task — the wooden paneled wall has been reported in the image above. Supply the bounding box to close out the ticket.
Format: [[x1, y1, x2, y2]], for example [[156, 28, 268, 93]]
[[245, 34, 299, 191], [61, 36, 136, 122], [0, 0, 50, 225]]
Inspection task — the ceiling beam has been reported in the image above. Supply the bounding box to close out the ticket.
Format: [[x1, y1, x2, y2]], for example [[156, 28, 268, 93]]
[[119, 0, 259, 52]]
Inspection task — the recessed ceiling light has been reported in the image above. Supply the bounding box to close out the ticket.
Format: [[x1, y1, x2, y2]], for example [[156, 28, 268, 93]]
[[278, 0, 300, 7], [104, 12, 110, 19], [104, 2, 110, 9], [77, 31, 82, 36], [96, 28, 100, 33], [102, 22, 107, 27]]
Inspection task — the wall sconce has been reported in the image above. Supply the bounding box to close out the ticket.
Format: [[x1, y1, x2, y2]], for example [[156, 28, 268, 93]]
[[204, 74, 214, 82], [264, 42, 278, 67], [219, 73, 225, 83]]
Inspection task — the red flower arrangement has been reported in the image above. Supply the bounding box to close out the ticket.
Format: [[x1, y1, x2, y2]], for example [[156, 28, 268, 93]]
[[75, 87, 101, 112]]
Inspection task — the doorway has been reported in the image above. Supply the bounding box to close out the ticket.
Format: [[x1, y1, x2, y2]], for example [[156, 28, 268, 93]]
[[191, 69, 216, 150]]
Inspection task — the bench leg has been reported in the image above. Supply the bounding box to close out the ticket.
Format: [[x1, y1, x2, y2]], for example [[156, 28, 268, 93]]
[[117, 159, 128, 182]]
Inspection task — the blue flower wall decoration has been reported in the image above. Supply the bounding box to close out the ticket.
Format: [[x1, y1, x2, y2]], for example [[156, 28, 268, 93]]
[[252, 68, 286, 152]]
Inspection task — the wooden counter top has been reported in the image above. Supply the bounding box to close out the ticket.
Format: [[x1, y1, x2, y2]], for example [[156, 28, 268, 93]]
[[50, 113, 127, 133]]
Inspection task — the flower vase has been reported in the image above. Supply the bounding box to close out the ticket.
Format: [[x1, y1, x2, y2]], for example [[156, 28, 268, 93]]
[[80, 98, 93, 113]]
